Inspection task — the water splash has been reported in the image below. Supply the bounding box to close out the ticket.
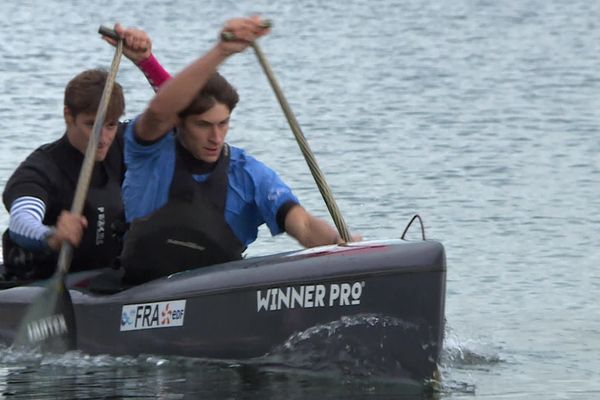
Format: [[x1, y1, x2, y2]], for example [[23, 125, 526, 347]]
[[247, 313, 436, 388], [441, 324, 503, 367], [435, 323, 505, 396], [280, 313, 420, 350]]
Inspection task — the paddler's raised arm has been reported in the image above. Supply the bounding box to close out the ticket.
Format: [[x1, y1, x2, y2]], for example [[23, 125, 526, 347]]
[[136, 16, 270, 143], [101, 23, 171, 91]]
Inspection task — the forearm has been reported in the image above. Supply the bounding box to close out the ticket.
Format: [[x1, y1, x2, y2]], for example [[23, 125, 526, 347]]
[[151, 45, 227, 116], [285, 205, 338, 248], [300, 217, 339, 247], [136, 54, 171, 92], [137, 45, 228, 141], [8, 196, 53, 252]]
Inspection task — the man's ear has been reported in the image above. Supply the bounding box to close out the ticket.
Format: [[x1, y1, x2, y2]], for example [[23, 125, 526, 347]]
[[63, 106, 74, 125]]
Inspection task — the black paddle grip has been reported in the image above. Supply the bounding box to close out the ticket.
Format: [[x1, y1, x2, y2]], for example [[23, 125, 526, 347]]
[[98, 25, 119, 40]]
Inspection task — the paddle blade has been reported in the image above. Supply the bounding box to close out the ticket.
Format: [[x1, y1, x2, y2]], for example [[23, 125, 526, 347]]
[[12, 274, 77, 352]]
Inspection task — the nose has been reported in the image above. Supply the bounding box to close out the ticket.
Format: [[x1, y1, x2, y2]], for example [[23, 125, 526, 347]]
[[208, 124, 225, 144], [99, 125, 115, 146]]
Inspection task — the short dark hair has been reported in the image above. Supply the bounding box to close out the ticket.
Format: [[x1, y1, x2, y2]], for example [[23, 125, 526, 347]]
[[64, 69, 125, 121], [178, 72, 239, 118]]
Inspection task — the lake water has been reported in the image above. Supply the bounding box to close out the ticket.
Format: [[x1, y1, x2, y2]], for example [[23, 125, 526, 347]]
[[1, 0, 599, 398]]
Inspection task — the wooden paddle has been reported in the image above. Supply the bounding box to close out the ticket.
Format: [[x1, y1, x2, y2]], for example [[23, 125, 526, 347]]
[[224, 22, 352, 242], [12, 28, 124, 351]]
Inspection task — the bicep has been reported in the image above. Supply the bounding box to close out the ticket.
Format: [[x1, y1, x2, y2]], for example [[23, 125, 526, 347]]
[[136, 108, 177, 143], [125, 116, 176, 159]]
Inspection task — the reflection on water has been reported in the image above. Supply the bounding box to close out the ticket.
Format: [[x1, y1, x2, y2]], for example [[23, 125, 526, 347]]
[[0, 348, 438, 400], [0, 320, 497, 399]]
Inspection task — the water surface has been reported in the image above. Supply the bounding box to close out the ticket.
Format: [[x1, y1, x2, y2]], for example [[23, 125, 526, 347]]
[[1, 0, 599, 398]]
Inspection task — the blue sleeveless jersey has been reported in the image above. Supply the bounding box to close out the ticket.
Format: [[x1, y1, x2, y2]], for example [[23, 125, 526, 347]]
[[122, 118, 299, 246]]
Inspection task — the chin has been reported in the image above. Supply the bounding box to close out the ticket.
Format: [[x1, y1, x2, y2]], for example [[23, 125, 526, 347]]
[[197, 151, 216, 162], [202, 155, 219, 163], [95, 152, 108, 161]]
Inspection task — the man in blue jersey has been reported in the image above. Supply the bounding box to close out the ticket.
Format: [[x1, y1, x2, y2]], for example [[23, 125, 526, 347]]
[[120, 17, 355, 284]]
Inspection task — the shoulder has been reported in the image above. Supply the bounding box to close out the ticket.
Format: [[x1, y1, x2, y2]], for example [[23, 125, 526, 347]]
[[15, 142, 62, 175], [228, 145, 247, 162], [228, 146, 274, 186], [124, 116, 176, 160], [229, 145, 274, 174], [2, 142, 61, 209], [227, 145, 295, 202], [113, 120, 128, 150], [31, 137, 64, 159], [124, 115, 174, 147]]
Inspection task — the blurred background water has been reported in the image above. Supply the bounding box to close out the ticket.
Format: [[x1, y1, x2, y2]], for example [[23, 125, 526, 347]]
[[0, 0, 599, 398]]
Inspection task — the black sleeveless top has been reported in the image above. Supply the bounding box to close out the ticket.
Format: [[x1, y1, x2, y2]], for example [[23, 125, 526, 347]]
[[120, 141, 245, 284], [2, 128, 126, 279]]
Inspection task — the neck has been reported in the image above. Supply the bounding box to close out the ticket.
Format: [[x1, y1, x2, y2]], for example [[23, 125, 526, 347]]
[[65, 130, 85, 155], [176, 139, 217, 174]]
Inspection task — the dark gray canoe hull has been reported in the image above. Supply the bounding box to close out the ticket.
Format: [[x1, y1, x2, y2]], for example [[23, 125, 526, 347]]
[[0, 240, 446, 383]]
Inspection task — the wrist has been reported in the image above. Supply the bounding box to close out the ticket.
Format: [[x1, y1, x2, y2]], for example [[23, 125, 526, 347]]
[[213, 42, 236, 59], [137, 54, 171, 90], [136, 53, 156, 67], [44, 227, 58, 251]]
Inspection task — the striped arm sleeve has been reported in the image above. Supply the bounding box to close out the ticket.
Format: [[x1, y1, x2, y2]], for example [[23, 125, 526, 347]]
[[8, 196, 53, 251]]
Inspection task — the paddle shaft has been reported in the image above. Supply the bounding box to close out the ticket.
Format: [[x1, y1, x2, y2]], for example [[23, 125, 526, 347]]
[[56, 36, 124, 275], [250, 42, 352, 242]]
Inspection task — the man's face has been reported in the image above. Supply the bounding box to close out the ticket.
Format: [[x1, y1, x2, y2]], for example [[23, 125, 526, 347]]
[[64, 108, 118, 161], [179, 102, 231, 163]]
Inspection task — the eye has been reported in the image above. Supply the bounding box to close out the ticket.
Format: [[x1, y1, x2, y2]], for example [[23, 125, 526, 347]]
[[195, 121, 211, 128]]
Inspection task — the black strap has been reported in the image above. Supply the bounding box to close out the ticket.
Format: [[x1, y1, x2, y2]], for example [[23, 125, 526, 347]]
[[170, 140, 229, 212]]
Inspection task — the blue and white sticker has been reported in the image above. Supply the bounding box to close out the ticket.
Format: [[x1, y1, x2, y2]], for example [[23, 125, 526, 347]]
[[120, 300, 186, 331]]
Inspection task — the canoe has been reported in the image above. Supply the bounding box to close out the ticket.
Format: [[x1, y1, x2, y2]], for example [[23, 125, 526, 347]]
[[0, 238, 446, 384]]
